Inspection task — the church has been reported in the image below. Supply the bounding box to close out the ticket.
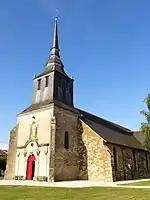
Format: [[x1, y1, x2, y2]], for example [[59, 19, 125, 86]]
[[5, 19, 150, 182]]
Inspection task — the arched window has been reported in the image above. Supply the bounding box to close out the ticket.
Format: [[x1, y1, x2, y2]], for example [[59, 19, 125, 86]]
[[64, 131, 69, 150], [58, 86, 62, 100], [58, 77, 62, 87], [113, 147, 117, 171], [45, 76, 49, 87], [65, 90, 70, 104], [37, 79, 41, 90]]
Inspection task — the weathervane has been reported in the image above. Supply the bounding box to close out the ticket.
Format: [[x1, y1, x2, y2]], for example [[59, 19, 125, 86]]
[[55, 8, 59, 21]]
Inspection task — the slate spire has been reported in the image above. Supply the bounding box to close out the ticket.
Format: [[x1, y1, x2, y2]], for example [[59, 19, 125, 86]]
[[38, 15, 70, 77], [50, 17, 60, 58]]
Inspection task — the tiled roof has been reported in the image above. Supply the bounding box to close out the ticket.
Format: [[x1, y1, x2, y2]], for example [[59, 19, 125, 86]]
[[78, 109, 145, 150], [19, 100, 78, 115], [19, 99, 53, 114], [0, 149, 8, 156]]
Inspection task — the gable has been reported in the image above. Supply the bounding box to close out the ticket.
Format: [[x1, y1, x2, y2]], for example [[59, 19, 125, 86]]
[[78, 109, 145, 150]]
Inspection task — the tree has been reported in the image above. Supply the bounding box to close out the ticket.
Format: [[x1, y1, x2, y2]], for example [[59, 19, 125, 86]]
[[140, 94, 150, 149], [0, 156, 6, 176]]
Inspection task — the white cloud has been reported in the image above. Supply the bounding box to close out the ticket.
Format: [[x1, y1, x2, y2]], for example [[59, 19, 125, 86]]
[[0, 143, 8, 150]]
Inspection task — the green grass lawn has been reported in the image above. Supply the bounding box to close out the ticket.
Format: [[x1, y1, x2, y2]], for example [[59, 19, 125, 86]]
[[124, 180, 150, 186], [0, 186, 150, 200]]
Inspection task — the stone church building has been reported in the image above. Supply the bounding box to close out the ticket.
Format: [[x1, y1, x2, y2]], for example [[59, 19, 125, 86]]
[[5, 19, 150, 182]]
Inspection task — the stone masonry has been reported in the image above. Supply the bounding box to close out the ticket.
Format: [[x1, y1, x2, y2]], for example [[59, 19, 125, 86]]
[[54, 105, 80, 181], [4, 126, 18, 180], [108, 143, 150, 181], [78, 121, 113, 181]]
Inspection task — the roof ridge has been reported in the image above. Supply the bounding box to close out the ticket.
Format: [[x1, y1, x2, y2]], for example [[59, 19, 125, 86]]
[[78, 109, 145, 150], [77, 108, 131, 133]]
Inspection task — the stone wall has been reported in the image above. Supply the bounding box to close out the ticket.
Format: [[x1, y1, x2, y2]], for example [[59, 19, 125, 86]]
[[107, 143, 150, 181], [49, 116, 56, 182], [54, 106, 80, 181], [6, 104, 150, 182], [32, 72, 54, 104], [4, 126, 18, 180], [78, 121, 113, 181], [54, 108, 113, 182]]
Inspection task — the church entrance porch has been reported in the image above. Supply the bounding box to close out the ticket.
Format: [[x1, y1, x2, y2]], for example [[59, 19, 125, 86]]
[[26, 154, 36, 180]]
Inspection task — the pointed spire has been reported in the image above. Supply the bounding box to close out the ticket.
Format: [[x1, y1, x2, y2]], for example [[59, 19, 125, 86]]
[[50, 16, 60, 57], [37, 15, 71, 78]]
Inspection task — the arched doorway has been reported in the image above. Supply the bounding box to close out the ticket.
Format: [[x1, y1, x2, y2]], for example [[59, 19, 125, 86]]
[[26, 154, 36, 180]]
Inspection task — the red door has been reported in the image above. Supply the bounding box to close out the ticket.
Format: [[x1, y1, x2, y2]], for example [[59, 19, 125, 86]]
[[26, 154, 36, 180]]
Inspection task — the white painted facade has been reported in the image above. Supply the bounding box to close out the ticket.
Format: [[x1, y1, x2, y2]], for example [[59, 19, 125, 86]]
[[14, 105, 54, 181]]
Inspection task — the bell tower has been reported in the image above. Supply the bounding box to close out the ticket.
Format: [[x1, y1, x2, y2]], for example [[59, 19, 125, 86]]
[[32, 18, 74, 107]]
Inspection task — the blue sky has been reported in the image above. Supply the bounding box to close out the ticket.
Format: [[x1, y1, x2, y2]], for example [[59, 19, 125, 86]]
[[0, 0, 150, 148]]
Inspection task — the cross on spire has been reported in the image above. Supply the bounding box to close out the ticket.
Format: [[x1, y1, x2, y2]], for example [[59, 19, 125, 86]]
[[55, 8, 59, 21]]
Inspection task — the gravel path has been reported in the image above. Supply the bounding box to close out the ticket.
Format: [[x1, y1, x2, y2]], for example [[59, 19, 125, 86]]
[[0, 179, 150, 188]]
